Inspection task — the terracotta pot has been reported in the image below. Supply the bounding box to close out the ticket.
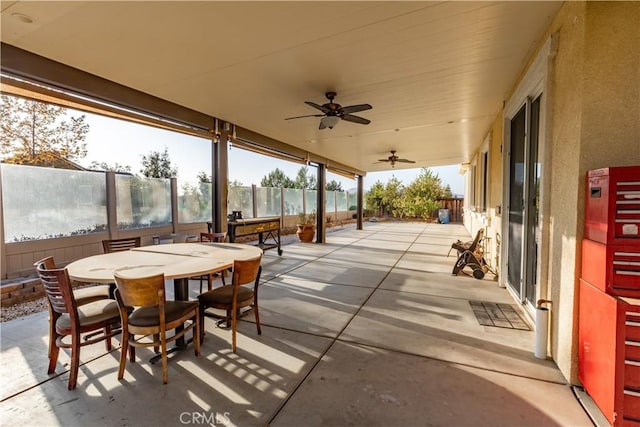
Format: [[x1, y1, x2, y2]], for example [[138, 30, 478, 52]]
[[296, 224, 315, 243]]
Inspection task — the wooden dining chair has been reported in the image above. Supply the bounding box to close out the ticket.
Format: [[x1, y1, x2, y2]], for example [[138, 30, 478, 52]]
[[35, 257, 113, 359], [197, 254, 262, 353], [100, 236, 141, 299], [194, 232, 228, 292], [34, 257, 121, 390], [102, 236, 141, 253], [113, 272, 200, 384]]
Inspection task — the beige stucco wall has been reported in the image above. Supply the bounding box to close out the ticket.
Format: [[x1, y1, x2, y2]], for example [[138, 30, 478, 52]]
[[544, 0, 587, 384], [487, 117, 503, 273], [472, 1, 639, 383], [547, 1, 640, 383], [581, 2, 640, 171]]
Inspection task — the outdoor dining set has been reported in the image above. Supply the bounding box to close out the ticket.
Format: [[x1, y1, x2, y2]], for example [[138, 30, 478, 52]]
[[35, 233, 264, 390]]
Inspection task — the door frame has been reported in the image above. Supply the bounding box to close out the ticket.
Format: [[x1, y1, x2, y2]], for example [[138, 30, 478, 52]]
[[501, 34, 557, 317]]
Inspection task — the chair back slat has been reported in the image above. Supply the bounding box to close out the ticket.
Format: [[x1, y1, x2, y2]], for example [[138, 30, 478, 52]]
[[232, 256, 262, 287], [114, 272, 165, 308], [34, 257, 76, 315], [468, 229, 484, 252], [102, 237, 141, 253], [200, 232, 227, 243]]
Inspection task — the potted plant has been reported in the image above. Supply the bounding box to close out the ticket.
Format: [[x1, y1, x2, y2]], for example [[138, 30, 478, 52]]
[[296, 211, 316, 243]]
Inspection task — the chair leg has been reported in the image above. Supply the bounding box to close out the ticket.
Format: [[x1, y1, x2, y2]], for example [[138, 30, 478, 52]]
[[254, 302, 262, 335], [104, 325, 112, 351], [68, 334, 80, 390], [48, 336, 60, 375], [207, 274, 213, 291], [199, 307, 206, 343], [48, 317, 55, 358], [193, 309, 201, 357], [48, 309, 59, 358], [153, 333, 160, 354], [161, 330, 168, 385], [231, 309, 237, 353], [118, 331, 129, 380], [129, 336, 136, 363]]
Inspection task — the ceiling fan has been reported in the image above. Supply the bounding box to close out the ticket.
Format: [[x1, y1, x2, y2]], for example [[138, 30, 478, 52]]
[[285, 91, 372, 130], [376, 150, 416, 168]]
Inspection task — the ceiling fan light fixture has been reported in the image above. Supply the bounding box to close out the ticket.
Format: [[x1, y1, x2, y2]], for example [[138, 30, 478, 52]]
[[321, 115, 340, 129]]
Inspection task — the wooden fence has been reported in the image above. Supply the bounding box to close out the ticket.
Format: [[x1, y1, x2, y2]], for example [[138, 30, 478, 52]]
[[436, 198, 464, 223]]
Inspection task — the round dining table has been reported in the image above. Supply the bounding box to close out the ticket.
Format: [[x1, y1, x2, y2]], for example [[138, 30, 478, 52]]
[[67, 242, 263, 300], [66, 242, 263, 352]]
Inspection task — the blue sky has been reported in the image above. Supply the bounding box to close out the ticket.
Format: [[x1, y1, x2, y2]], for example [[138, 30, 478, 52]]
[[77, 111, 464, 194]]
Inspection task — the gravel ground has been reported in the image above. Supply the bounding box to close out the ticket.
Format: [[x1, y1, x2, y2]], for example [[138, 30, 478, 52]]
[[1, 297, 48, 322]]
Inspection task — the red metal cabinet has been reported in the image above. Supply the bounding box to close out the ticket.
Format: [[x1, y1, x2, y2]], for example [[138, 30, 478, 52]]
[[579, 280, 640, 425], [585, 166, 640, 246], [580, 165, 640, 426], [582, 239, 640, 297]]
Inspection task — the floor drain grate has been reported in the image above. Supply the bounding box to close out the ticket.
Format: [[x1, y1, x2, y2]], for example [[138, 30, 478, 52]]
[[469, 300, 530, 330]]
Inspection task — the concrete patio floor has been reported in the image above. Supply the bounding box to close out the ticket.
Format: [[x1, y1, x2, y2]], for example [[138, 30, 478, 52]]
[[0, 222, 594, 426]]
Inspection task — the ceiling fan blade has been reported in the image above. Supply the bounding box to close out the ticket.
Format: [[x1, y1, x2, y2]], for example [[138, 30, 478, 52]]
[[396, 159, 416, 163], [376, 159, 390, 162], [341, 114, 371, 125], [285, 114, 324, 120], [305, 101, 331, 114], [341, 104, 372, 114]]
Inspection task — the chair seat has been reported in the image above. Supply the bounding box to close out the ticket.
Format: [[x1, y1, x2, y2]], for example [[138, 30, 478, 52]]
[[198, 285, 253, 306], [56, 299, 120, 331], [73, 284, 111, 305], [129, 300, 200, 327]]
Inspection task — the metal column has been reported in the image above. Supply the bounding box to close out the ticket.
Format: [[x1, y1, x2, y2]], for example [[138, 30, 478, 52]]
[[357, 175, 364, 230], [316, 163, 326, 243], [213, 127, 229, 234]]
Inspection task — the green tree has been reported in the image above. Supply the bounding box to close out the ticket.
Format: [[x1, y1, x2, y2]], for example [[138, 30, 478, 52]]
[[400, 168, 444, 219], [196, 171, 211, 183], [366, 168, 450, 219], [326, 180, 343, 191], [294, 166, 316, 190], [0, 95, 89, 167], [260, 168, 294, 188], [365, 177, 404, 216], [89, 161, 131, 173], [140, 147, 177, 178], [194, 171, 213, 217], [382, 176, 405, 217], [443, 184, 453, 198], [365, 181, 384, 212]]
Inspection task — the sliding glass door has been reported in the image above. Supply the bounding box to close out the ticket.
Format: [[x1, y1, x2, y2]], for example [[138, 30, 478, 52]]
[[506, 95, 541, 306]]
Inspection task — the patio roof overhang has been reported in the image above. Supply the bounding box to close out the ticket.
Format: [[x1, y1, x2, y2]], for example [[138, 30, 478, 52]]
[[0, 1, 562, 174]]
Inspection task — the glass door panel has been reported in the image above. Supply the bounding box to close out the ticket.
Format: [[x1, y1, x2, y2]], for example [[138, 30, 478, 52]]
[[507, 105, 527, 299]]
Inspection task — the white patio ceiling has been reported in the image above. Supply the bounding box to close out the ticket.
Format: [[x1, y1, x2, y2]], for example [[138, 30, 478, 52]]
[[1, 1, 561, 173]]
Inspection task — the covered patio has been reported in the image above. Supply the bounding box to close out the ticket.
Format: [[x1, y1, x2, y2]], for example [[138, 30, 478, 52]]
[[1, 222, 593, 426]]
